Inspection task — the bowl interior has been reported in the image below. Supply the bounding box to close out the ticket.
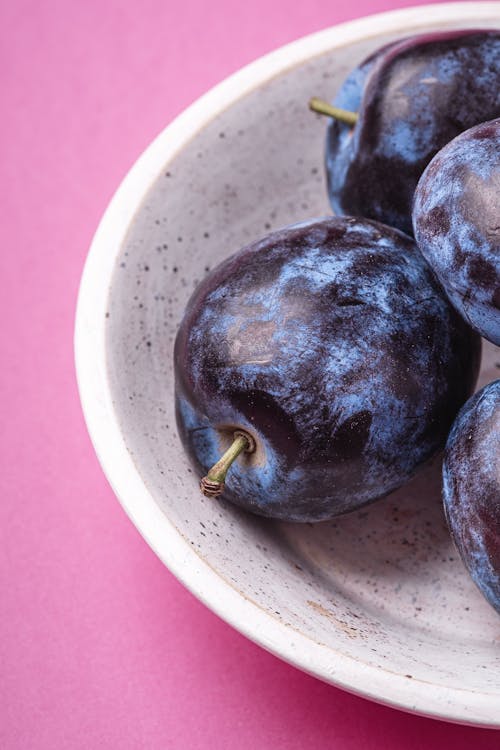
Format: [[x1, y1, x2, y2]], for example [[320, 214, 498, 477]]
[[103, 13, 500, 722]]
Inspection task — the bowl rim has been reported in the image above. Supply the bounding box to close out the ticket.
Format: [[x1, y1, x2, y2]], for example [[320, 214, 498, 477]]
[[75, 2, 500, 727]]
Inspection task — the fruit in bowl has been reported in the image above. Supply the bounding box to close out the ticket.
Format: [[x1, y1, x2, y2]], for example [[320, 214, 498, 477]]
[[76, 5, 500, 725], [413, 118, 500, 345], [313, 29, 500, 235], [443, 380, 500, 614], [174, 216, 481, 521]]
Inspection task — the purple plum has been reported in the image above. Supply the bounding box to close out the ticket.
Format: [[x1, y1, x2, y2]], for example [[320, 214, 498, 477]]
[[174, 216, 480, 522], [443, 380, 500, 614], [413, 118, 500, 345], [323, 29, 500, 235]]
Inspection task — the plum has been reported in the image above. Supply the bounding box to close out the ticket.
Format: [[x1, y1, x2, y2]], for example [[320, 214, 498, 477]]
[[309, 38, 401, 126], [443, 380, 500, 614], [174, 217, 480, 522], [316, 29, 500, 235], [413, 118, 500, 345]]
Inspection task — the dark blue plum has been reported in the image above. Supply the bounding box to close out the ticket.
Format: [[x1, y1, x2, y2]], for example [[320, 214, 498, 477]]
[[413, 118, 500, 345], [443, 380, 500, 614], [174, 217, 480, 522], [326, 29, 500, 235]]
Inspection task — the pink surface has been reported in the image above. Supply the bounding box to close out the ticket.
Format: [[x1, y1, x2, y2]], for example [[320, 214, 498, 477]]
[[1, 1, 499, 747]]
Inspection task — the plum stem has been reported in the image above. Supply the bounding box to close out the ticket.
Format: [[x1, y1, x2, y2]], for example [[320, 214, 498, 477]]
[[200, 430, 256, 498], [309, 97, 359, 126]]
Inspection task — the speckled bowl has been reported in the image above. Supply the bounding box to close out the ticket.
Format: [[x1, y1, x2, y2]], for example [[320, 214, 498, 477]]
[[75, 3, 500, 726]]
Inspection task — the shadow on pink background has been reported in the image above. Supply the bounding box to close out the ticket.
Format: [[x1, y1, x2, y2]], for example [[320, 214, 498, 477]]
[[1, 1, 499, 747]]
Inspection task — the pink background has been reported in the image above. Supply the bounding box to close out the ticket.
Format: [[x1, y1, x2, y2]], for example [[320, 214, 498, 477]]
[[1, 1, 499, 747]]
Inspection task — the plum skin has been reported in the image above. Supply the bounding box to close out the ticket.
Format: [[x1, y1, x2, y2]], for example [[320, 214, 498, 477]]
[[413, 118, 500, 346], [443, 380, 500, 614], [326, 29, 500, 235], [174, 216, 481, 522]]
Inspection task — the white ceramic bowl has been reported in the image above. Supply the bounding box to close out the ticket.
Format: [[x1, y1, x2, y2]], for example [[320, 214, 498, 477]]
[[75, 3, 500, 726]]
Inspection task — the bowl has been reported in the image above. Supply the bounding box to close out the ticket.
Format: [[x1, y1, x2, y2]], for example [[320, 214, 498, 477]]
[[75, 2, 500, 726]]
